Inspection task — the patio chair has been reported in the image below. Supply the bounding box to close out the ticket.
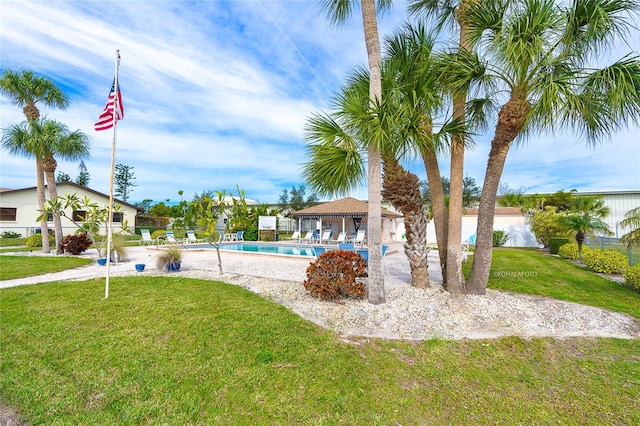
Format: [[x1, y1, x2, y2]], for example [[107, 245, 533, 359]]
[[283, 231, 301, 242], [186, 230, 206, 244], [319, 230, 332, 244], [339, 242, 355, 251], [353, 230, 366, 247], [357, 245, 390, 274], [230, 231, 244, 241], [300, 230, 314, 243], [165, 230, 181, 245], [314, 246, 327, 258], [139, 229, 155, 246], [332, 232, 347, 245]]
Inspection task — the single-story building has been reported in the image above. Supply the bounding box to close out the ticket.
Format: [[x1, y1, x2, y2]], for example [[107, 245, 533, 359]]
[[291, 197, 402, 242], [0, 182, 141, 237]]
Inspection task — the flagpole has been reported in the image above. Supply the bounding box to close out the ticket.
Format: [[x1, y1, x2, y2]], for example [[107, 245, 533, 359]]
[[105, 49, 120, 299]]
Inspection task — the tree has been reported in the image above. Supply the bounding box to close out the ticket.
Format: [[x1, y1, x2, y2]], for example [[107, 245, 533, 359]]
[[2, 118, 90, 253], [0, 69, 69, 252], [114, 164, 136, 202], [56, 171, 71, 183], [278, 184, 319, 217], [302, 24, 440, 289], [529, 206, 571, 248], [320, 0, 391, 304], [562, 196, 612, 262], [422, 175, 482, 208], [620, 207, 640, 248], [458, 0, 640, 293], [149, 202, 172, 217], [409, 0, 479, 294], [75, 160, 90, 186]]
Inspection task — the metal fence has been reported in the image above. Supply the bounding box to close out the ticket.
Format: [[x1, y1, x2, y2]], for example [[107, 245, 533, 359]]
[[585, 236, 638, 266]]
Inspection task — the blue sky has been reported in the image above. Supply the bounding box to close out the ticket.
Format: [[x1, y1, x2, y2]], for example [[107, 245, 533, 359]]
[[1, 0, 639, 205]]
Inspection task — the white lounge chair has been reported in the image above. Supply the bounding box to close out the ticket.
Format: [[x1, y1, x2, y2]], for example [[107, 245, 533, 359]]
[[283, 231, 301, 242], [353, 230, 366, 247], [186, 230, 205, 244], [300, 230, 314, 243], [332, 232, 347, 245], [319, 230, 332, 244], [165, 231, 181, 245], [139, 229, 155, 246]]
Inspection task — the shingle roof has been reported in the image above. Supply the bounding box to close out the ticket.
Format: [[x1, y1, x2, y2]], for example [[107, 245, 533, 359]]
[[292, 197, 402, 218]]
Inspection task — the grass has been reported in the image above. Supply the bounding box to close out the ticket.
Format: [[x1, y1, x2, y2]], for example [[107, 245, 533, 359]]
[[463, 248, 640, 318], [0, 256, 92, 280], [0, 250, 639, 424], [0, 237, 28, 247]]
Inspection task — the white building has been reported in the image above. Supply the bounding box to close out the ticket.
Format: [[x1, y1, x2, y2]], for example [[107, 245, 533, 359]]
[[0, 182, 140, 237]]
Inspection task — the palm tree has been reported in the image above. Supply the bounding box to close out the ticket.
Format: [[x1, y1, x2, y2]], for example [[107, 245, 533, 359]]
[[320, 0, 391, 304], [620, 207, 640, 249], [408, 0, 479, 293], [449, 0, 640, 293], [2, 119, 91, 253], [562, 196, 611, 262], [0, 69, 69, 252]]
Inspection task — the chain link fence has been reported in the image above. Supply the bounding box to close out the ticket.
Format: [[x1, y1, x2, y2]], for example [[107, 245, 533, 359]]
[[585, 236, 638, 266]]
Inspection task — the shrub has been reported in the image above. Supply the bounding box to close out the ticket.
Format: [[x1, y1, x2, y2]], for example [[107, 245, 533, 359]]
[[304, 250, 368, 301], [582, 249, 628, 274], [549, 237, 570, 255], [59, 233, 93, 255], [493, 230, 509, 247], [25, 232, 54, 248], [623, 264, 640, 291], [151, 230, 166, 240], [1, 231, 21, 238], [558, 243, 589, 260]]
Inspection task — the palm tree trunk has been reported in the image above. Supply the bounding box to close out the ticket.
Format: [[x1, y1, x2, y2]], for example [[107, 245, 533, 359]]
[[43, 157, 64, 254], [420, 147, 448, 282], [35, 159, 50, 253], [467, 97, 529, 293], [404, 209, 430, 288], [361, 0, 384, 304]]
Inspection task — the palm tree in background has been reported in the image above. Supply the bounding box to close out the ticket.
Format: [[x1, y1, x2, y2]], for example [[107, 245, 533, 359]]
[[442, 0, 640, 293], [320, 0, 391, 304], [620, 207, 640, 249], [562, 196, 611, 262], [2, 119, 91, 253], [0, 69, 69, 252]]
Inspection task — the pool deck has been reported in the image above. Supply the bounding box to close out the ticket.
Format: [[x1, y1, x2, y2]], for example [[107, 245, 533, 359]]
[[0, 241, 444, 290]]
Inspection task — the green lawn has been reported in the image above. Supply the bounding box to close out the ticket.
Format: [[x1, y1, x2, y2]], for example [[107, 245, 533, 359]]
[[0, 256, 93, 280], [464, 248, 640, 318], [0, 250, 639, 424]]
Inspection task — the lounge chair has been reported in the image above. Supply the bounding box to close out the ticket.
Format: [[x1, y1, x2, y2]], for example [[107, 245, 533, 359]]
[[353, 230, 366, 247], [357, 245, 390, 274], [339, 242, 355, 251], [139, 229, 155, 246], [332, 232, 347, 245], [283, 231, 301, 242], [300, 230, 314, 243], [319, 230, 332, 244], [186, 230, 206, 244], [165, 230, 181, 245], [314, 246, 327, 258]]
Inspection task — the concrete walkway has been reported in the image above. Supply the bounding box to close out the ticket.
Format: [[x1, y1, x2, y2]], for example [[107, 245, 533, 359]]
[[0, 242, 444, 289]]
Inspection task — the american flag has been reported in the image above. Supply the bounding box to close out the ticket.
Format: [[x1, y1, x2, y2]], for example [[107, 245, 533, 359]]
[[94, 80, 124, 131]]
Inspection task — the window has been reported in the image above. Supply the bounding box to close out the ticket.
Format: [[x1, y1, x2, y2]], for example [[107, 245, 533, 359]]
[[47, 213, 53, 222], [0, 208, 17, 221], [112, 212, 124, 223], [72, 210, 87, 222]]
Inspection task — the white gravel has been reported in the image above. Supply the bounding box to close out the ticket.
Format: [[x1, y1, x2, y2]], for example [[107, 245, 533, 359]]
[[178, 270, 640, 341]]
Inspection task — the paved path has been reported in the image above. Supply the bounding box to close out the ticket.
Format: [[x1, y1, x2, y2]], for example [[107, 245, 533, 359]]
[[0, 242, 444, 289]]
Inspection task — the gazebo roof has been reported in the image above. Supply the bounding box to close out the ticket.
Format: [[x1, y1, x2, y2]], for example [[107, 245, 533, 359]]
[[291, 197, 402, 219]]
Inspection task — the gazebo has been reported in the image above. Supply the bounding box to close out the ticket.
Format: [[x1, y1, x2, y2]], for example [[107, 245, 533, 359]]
[[290, 197, 402, 242]]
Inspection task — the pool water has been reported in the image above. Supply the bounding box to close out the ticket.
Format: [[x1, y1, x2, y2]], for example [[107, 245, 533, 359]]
[[187, 242, 317, 257]]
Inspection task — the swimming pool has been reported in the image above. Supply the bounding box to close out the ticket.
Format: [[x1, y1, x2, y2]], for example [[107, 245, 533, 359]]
[[187, 242, 318, 257]]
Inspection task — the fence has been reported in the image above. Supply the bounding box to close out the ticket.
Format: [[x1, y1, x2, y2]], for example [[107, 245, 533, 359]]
[[586, 236, 638, 266]]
